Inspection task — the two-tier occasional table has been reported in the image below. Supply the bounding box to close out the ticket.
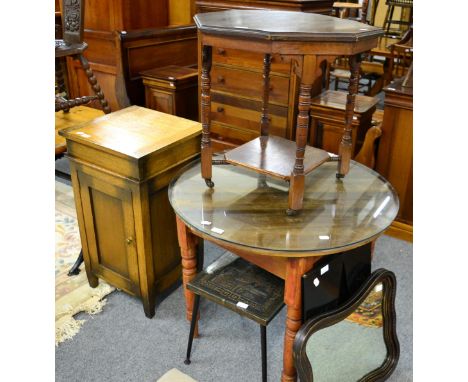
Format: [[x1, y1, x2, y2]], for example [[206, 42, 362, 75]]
[[169, 159, 398, 381], [194, 10, 383, 214]]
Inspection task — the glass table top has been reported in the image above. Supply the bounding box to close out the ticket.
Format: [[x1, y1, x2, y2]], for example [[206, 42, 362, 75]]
[[169, 160, 399, 256]]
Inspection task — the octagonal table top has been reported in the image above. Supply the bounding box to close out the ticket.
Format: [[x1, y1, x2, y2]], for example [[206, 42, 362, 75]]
[[194, 10, 383, 42]]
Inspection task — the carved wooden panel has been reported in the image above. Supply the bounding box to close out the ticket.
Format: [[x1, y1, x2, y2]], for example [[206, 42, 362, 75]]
[[62, 0, 84, 44]]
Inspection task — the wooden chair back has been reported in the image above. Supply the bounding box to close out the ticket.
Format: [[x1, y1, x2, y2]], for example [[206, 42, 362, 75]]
[[392, 43, 413, 77], [361, 0, 370, 23], [61, 0, 85, 45]]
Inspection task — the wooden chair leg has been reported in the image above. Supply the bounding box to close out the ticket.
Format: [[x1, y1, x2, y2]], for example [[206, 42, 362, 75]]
[[386, 5, 395, 35], [77, 54, 111, 114], [383, 5, 391, 34], [325, 62, 331, 90], [260, 54, 272, 136], [55, 57, 69, 113], [55, 58, 66, 95], [337, 54, 362, 178], [200, 45, 214, 188], [371, 0, 380, 26]]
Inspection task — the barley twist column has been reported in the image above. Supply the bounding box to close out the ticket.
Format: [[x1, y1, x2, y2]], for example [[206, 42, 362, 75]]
[[77, 54, 111, 114]]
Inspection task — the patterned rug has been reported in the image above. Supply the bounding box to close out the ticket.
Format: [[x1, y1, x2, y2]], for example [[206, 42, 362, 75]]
[[55, 181, 114, 345], [346, 288, 383, 328]]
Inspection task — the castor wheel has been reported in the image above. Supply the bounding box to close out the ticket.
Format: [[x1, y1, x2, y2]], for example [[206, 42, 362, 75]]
[[184, 359, 191, 365], [286, 208, 299, 216], [336, 173, 345, 179], [205, 179, 215, 188]]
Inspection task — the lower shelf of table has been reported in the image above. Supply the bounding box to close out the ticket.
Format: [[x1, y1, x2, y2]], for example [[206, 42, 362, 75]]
[[223, 135, 331, 180]]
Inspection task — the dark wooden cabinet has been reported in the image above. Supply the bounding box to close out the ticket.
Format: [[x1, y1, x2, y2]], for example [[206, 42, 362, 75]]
[[64, 0, 198, 111], [309, 90, 378, 156], [207, 51, 301, 151], [141, 65, 198, 120]]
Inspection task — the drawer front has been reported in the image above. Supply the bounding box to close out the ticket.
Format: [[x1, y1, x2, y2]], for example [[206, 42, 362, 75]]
[[212, 47, 292, 75], [211, 65, 290, 106], [210, 92, 289, 143], [211, 121, 259, 143]]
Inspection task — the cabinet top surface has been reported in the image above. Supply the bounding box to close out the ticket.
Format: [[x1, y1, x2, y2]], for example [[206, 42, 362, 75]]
[[194, 10, 383, 42], [384, 77, 413, 97], [311, 90, 379, 113], [59, 106, 201, 160], [169, 160, 398, 256], [140, 65, 198, 82]]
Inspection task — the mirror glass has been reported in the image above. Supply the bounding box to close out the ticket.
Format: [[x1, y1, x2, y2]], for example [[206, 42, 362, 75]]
[[306, 283, 386, 381]]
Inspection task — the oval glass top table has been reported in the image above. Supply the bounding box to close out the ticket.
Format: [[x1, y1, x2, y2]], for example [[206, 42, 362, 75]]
[[169, 159, 398, 382]]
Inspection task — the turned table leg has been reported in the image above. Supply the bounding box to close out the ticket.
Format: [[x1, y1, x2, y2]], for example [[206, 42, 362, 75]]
[[288, 56, 316, 215], [201, 45, 214, 188], [260, 53, 272, 137], [281, 257, 316, 382], [337, 54, 362, 178], [176, 216, 200, 337]]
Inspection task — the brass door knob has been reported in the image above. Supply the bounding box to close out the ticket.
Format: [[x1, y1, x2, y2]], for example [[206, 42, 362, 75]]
[[126, 237, 133, 245]]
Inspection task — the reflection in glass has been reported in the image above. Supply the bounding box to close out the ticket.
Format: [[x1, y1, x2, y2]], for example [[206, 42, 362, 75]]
[[306, 285, 385, 382], [169, 160, 399, 253]]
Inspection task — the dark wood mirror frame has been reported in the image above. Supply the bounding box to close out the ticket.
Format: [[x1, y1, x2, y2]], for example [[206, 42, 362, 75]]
[[293, 268, 400, 382]]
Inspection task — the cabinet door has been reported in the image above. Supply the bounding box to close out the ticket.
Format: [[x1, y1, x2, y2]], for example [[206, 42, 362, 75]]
[[78, 172, 140, 295], [145, 88, 175, 115]]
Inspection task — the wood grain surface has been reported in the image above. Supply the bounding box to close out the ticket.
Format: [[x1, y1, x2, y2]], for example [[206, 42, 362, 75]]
[[194, 10, 382, 42], [60, 106, 201, 160], [225, 136, 330, 180]]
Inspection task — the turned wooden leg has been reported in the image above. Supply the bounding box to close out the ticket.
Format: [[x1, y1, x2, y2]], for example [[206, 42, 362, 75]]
[[176, 216, 200, 337], [383, 56, 394, 86], [288, 57, 315, 215], [77, 54, 111, 114], [55, 58, 67, 95], [260, 54, 272, 137], [200, 45, 214, 188], [337, 54, 361, 178], [281, 257, 318, 382], [55, 57, 69, 113]]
